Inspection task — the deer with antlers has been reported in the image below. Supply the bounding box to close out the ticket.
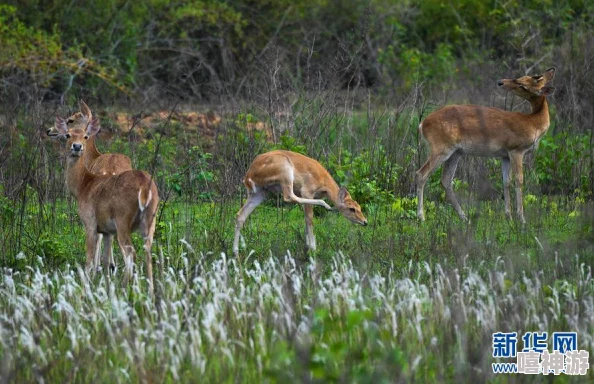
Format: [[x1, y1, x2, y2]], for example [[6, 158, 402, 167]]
[[416, 67, 556, 223], [53, 116, 158, 291], [48, 101, 133, 271], [233, 150, 368, 257]]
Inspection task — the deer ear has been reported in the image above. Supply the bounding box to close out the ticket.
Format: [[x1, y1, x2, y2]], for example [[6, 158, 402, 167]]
[[85, 117, 101, 137], [540, 86, 555, 96], [79, 100, 92, 121], [55, 116, 68, 135], [339, 186, 348, 202], [543, 67, 556, 81]]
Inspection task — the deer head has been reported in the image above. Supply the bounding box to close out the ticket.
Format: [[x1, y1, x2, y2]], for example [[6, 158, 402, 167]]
[[337, 186, 367, 226], [498, 67, 556, 100]]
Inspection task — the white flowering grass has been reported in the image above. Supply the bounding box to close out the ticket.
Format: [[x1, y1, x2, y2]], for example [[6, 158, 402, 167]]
[[0, 251, 592, 382]]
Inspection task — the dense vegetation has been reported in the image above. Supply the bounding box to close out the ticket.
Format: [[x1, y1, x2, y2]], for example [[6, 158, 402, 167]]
[[1, 0, 594, 382], [1, 1, 593, 117]]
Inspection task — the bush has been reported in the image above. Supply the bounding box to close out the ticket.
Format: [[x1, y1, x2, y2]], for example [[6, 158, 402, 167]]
[[533, 132, 592, 197], [329, 144, 402, 206]]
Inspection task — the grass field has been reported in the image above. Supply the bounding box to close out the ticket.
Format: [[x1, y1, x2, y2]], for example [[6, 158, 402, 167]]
[[1, 99, 593, 382], [1, 193, 593, 382]]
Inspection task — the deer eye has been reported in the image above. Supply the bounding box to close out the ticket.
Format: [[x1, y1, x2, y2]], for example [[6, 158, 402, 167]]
[[67, 119, 74, 124], [65, 133, 71, 138], [349, 207, 356, 213], [84, 135, 89, 139]]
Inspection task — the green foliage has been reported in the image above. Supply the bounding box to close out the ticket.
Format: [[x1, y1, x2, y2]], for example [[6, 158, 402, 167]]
[[35, 232, 72, 267], [306, 307, 376, 381], [171, 0, 245, 35], [0, 195, 14, 222], [533, 132, 592, 197], [379, 42, 457, 91], [329, 144, 402, 205], [0, 5, 62, 82], [3, 0, 592, 100], [0, 4, 125, 93], [272, 134, 307, 155], [391, 197, 419, 220]]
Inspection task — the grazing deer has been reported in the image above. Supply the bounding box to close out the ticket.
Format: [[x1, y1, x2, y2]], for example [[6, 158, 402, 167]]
[[233, 150, 368, 257], [53, 116, 159, 291], [416, 67, 556, 223], [48, 100, 132, 271]]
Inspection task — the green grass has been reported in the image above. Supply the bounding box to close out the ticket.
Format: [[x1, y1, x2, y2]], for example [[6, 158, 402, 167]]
[[1, 192, 593, 382], [8, 192, 591, 273]]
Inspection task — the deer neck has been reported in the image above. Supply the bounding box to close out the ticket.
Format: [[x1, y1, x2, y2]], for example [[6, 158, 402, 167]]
[[85, 136, 102, 164], [527, 95, 550, 135], [325, 179, 342, 207], [65, 155, 94, 200]]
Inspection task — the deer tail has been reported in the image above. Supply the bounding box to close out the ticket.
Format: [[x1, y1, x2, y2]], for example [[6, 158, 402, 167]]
[[138, 188, 153, 212]]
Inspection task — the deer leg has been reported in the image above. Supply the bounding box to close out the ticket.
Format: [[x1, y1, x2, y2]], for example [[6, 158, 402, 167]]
[[100, 234, 114, 273], [501, 157, 512, 219], [440, 151, 467, 221], [416, 150, 452, 221], [116, 229, 136, 285], [281, 184, 332, 210], [141, 211, 157, 296], [84, 228, 99, 275], [107, 234, 115, 272], [94, 233, 103, 272], [303, 204, 316, 251], [510, 151, 526, 224], [234, 191, 267, 257]]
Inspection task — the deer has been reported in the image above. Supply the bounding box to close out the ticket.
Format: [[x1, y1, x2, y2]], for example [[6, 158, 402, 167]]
[[416, 67, 556, 224], [53, 115, 159, 292], [47, 100, 132, 271], [233, 150, 368, 257]]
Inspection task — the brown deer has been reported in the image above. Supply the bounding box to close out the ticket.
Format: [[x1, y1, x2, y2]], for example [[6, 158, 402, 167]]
[[416, 67, 556, 223], [48, 100, 132, 271], [233, 150, 368, 257], [53, 116, 159, 291]]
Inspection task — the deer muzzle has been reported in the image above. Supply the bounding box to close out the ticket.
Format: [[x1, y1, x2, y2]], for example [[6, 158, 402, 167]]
[[71, 143, 84, 156]]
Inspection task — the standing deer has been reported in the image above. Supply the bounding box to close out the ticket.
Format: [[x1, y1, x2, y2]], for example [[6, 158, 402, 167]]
[[233, 150, 368, 257], [53, 116, 158, 291], [416, 67, 556, 223], [48, 100, 132, 271]]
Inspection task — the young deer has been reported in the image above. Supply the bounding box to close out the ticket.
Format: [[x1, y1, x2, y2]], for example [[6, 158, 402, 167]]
[[233, 150, 368, 257], [416, 67, 556, 223], [48, 101, 132, 270], [54, 116, 159, 291]]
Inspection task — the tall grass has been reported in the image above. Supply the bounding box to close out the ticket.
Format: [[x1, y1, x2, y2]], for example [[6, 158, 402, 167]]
[[0, 249, 592, 382]]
